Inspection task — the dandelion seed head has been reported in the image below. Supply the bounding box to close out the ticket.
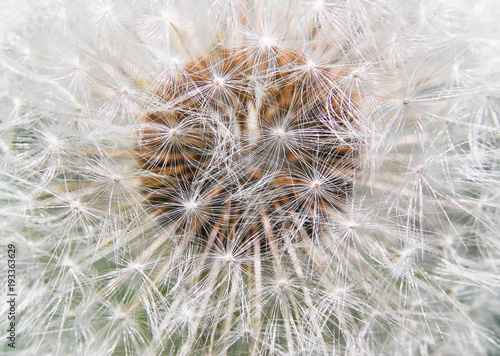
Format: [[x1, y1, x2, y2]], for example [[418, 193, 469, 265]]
[[1, 0, 499, 355]]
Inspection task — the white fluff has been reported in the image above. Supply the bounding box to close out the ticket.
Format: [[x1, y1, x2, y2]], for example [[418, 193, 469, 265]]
[[0, 1, 499, 355]]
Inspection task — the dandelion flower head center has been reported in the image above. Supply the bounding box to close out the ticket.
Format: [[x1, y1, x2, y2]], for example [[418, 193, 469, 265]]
[[140, 46, 360, 251]]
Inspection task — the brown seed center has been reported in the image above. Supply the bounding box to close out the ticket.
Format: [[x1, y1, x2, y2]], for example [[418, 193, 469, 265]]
[[139, 47, 360, 254]]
